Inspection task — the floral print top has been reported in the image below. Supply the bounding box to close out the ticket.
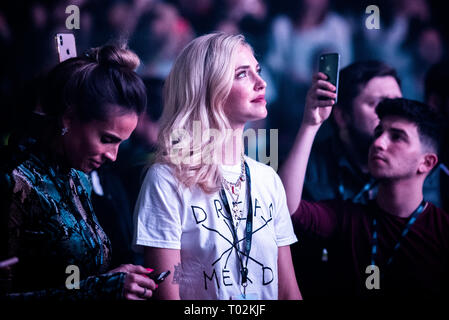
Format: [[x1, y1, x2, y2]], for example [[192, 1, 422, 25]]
[[0, 139, 125, 300]]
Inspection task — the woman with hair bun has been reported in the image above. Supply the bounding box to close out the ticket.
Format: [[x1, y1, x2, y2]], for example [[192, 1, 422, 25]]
[[0, 44, 157, 300], [134, 33, 302, 300]]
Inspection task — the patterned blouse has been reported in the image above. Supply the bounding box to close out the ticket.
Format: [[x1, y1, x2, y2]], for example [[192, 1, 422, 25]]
[[0, 139, 125, 300]]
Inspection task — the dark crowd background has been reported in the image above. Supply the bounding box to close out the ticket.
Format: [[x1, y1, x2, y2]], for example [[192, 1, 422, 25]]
[[1, 0, 448, 299], [1, 0, 448, 154]]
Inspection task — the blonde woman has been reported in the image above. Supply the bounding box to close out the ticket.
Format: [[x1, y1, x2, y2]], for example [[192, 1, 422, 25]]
[[133, 33, 301, 300]]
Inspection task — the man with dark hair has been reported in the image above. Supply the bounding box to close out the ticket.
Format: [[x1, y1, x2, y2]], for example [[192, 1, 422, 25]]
[[375, 99, 441, 154], [305, 60, 401, 203], [290, 61, 442, 298], [281, 91, 449, 297], [292, 61, 402, 297]]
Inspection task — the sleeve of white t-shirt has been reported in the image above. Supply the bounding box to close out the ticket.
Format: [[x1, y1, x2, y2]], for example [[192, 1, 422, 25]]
[[271, 168, 298, 247], [133, 164, 182, 250]]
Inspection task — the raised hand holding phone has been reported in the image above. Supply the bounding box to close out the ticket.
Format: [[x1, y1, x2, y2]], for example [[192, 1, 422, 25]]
[[303, 72, 337, 127], [279, 53, 340, 215], [318, 53, 340, 101]]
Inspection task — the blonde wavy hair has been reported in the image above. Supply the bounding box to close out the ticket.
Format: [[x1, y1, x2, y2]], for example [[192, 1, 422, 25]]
[[157, 32, 250, 194]]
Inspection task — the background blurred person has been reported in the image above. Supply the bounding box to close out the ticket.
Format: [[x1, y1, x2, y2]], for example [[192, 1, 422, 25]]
[[265, 0, 353, 165], [425, 60, 449, 213], [130, 1, 194, 79]]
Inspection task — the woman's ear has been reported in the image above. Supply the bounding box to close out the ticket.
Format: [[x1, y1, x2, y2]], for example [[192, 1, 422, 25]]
[[60, 110, 76, 136], [61, 107, 76, 130], [61, 115, 70, 128], [418, 153, 439, 174], [61, 114, 71, 131]]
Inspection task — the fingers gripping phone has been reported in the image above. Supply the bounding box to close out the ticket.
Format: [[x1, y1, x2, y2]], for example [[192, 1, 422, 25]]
[[148, 270, 171, 284], [55, 33, 77, 62], [318, 53, 340, 102]]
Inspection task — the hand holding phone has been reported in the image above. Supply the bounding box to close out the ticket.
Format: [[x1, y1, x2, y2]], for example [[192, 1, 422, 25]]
[[318, 53, 340, 102], [303, 71, 337, 127], [148, 270, 171, 284]]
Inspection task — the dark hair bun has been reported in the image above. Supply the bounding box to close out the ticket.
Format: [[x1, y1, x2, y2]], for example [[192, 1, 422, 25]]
[[40, 43, 146, 127], [86, 45, 140, 70]]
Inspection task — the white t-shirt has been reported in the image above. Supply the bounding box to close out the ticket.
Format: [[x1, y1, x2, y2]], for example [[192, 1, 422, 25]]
[[133, 156, 297, 300]]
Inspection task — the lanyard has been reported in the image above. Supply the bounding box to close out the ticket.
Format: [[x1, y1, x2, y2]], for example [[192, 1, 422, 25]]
[[352, 180, 377, 203], [337, 169, 377, 203], [219, 161, 253, 291], [370, 200, 426, 268]]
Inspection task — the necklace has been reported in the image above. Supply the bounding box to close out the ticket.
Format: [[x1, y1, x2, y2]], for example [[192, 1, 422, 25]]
[[222, 155, 246, 227], [219, 160, 253, 297]]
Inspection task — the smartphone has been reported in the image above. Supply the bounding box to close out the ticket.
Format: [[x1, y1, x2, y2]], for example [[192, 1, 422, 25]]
[[318, 53, 340, 102], [55, 33, 77, 62], [148, 270, 171, 284]]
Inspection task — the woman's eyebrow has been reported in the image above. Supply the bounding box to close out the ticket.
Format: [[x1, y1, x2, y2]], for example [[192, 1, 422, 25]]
[[235, 65, 250, 71], [103, 132, 122, 142], [235, 64, 260, 71]]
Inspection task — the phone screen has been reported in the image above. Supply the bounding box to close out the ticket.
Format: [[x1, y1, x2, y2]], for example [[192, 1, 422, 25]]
[[318, 53, 340, 102]]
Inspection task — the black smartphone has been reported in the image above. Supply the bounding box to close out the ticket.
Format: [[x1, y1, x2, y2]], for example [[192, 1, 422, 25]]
[[148, 270, 171, 284], [55, 33, 77, 62], [318, 53, 340, 102]]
